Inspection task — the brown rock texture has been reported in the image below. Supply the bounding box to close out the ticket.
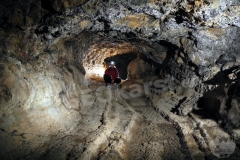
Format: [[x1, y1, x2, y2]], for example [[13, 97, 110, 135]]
[[0, 0, 240, 159]]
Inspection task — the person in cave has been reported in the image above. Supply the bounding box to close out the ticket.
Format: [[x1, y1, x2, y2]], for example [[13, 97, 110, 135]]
[[103, 61, 121, 86]]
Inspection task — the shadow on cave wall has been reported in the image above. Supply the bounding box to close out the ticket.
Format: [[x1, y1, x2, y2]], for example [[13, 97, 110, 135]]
[[204, 67, 239, 85], [159, 40, 179, 65]]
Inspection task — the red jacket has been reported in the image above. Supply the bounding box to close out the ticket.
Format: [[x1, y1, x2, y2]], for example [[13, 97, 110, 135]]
[[105, 67, 118, 80]]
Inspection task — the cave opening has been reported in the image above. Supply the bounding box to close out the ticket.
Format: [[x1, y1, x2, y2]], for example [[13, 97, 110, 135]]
[[82, 41, 140, 83]]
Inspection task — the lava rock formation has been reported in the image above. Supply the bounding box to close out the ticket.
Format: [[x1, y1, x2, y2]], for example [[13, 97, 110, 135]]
[[0, 0, 240, 159]]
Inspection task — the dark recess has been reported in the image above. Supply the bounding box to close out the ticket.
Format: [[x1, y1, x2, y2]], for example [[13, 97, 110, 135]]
[[97, 18, 111, 33], [196, 96, 221, 121], [175, 9, 190, 24], [40, 0, 58, 14], [125, 31, 137, 39]]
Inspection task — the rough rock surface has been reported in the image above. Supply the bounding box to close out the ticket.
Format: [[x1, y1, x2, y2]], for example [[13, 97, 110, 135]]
[[0, 0, 240, 159]]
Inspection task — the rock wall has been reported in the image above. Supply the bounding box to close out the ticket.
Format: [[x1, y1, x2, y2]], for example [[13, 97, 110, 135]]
[[0, 0, 240, 159]]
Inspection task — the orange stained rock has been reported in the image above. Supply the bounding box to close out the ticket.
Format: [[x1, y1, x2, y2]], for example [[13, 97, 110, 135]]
[[116, 14, 149, 28]]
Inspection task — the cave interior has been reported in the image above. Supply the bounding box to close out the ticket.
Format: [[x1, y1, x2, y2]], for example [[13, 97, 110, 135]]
[[0, 0, 240, 159]]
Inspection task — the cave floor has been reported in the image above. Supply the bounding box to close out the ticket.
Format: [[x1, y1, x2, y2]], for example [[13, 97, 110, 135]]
[[1, 83, 240, 160]]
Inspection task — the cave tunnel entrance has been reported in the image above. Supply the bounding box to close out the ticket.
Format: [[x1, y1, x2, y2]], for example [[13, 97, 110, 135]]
[[104, 53, 137, 80], [82, 41, 140, 83]]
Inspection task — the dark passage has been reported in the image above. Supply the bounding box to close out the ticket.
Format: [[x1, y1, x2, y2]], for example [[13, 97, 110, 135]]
[[104, 53, 137, 80]]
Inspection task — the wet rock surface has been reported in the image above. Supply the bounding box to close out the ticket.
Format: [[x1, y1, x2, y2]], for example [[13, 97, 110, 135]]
[[0, 0, 240, 159]]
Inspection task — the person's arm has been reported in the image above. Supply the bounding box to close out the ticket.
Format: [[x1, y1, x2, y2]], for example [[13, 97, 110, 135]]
[[105, 68, 109, 75], [112, 68, 118, 80]]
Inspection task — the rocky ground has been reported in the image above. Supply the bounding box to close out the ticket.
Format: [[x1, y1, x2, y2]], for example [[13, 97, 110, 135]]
[[1, 81, 240, 159]]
